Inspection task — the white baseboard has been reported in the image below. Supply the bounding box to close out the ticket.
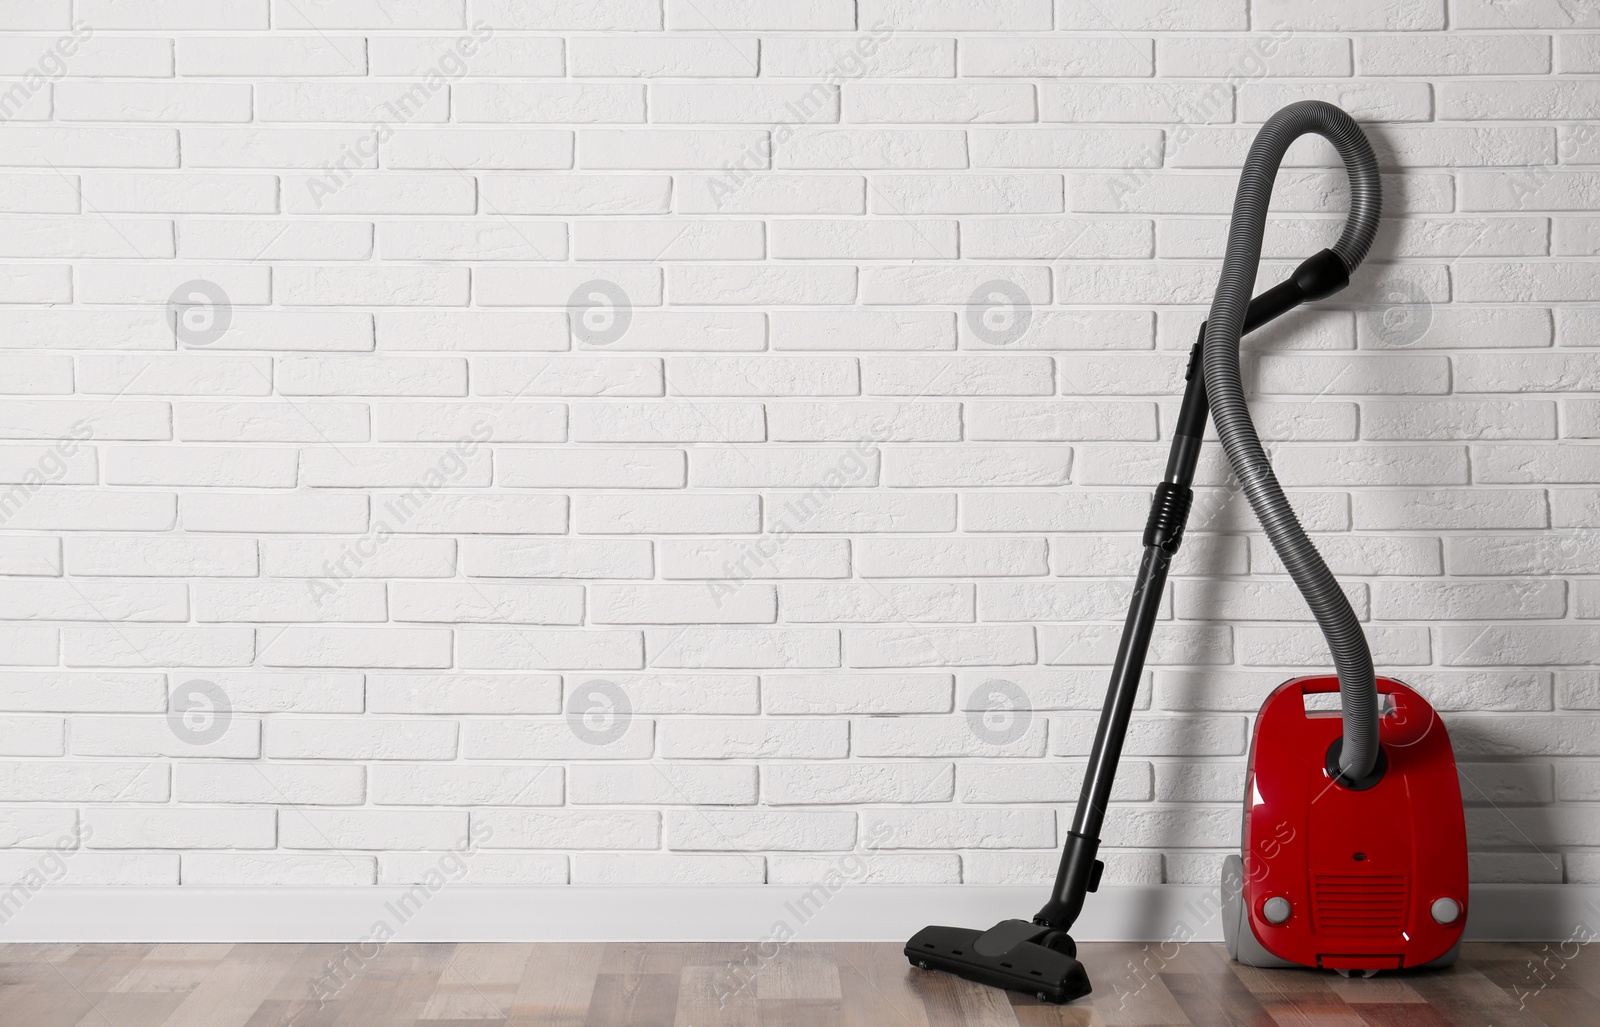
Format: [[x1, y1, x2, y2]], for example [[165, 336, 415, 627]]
[[1, 884, 1596, 943]]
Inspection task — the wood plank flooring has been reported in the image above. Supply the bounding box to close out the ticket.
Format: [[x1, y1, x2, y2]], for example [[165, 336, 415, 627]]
[[0, 941, 1590, 1026]]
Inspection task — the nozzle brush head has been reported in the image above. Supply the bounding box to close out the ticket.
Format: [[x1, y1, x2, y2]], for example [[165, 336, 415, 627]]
[[905, 923, 1091, 1004]]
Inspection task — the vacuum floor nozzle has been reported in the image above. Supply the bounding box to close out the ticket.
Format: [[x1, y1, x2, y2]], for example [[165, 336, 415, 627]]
[[904, 921, 1091, 1004]]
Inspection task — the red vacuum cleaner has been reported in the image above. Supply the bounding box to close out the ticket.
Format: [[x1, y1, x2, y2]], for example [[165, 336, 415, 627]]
[[907, 100, 1468, 1002], [1225, 674, 1467, 973]]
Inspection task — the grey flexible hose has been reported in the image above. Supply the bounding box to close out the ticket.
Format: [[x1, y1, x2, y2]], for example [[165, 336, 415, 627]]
[[1201, 101, 1383, 780]]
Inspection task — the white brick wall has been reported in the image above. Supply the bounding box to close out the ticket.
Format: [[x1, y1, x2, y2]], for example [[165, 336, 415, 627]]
[[0, 0, 1591, 897]]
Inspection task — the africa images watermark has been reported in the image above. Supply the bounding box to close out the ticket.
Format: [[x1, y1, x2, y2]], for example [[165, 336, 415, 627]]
[[711, 819, 896, 1006], [168, 678, 233, 747], [966, 678, 1034, 745], [567, 678, 632, 746], [568, 279, 632, 347], [303, 20, 495, 208], [0, 19, 93, 123], [1365, 118, 1600, 352], [706, 430, 879, 608], [1510, 902, 1599, 1011], [1098, 24, 1294, 212], [705, 20, 894, 209], [1111, 823, 1292, 1009], [301, 821, 495, 1014], [0, 824, 94, 926], [167, 279, 232, 348], [306, 422, 491, 607], [0, 421, 93, 528], [966, 279, 1035, 347]]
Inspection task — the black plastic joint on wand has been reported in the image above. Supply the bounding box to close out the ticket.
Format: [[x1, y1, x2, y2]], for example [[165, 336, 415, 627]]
[[1034, 832, 1104, 929], [1292, 247, 1351, 303], [1164, 339, 1208, 488], [1143, 482, 1193, 554]]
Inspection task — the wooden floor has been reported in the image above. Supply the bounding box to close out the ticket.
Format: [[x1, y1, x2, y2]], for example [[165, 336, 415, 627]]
[[0, 941, 1590, 1026]]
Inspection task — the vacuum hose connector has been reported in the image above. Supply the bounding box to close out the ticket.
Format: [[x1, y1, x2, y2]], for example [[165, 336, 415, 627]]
[[1201, 101, 1383, 781]]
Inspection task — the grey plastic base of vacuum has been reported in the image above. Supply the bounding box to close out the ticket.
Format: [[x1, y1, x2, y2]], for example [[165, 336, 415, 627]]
[[1221, 855, 1298, 969], [1420, 937, 1463, 970], [1220, 854, 1462, 972]]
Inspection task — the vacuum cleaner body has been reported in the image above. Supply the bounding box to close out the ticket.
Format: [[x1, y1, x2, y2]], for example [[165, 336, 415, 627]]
[[1224, 675, 1468, 973]]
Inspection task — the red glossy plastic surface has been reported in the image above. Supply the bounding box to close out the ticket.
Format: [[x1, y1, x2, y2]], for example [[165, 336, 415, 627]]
[[1239, 675, 1467, 970]]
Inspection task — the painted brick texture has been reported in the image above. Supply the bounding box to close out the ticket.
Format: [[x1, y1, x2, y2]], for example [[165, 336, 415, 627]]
[[0, 0, 1590, 892]]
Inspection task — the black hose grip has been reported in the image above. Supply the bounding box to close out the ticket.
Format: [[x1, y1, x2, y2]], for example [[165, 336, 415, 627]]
[[1293, 247, 1351, 303], [1142, 482, 1193, 553]]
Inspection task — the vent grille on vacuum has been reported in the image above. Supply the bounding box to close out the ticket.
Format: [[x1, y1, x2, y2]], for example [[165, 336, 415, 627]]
[[1313, 875, 1408, 936]]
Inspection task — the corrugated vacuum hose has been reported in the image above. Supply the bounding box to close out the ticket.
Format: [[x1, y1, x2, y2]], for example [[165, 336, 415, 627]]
[[1201, 100, 1384, 780]]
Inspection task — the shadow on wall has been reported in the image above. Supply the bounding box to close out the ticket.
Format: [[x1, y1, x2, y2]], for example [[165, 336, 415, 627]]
[[1443, 716, 1568, 885]]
